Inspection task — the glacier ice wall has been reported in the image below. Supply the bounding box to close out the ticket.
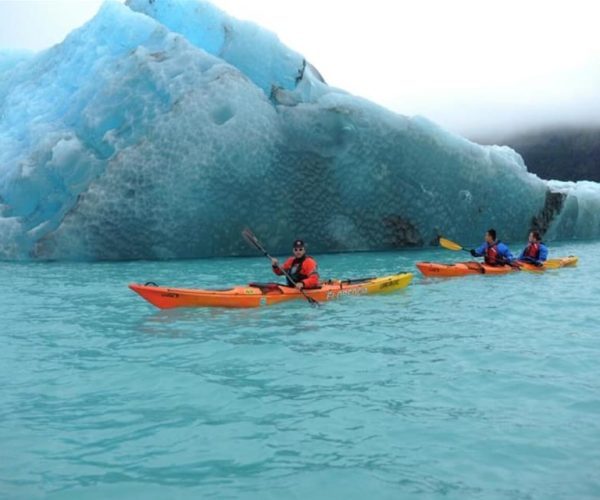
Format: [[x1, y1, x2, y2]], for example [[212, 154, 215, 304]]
[[127, 0, 310, 95], [0, 0, 599, 260], [0, 50, 34, 73]]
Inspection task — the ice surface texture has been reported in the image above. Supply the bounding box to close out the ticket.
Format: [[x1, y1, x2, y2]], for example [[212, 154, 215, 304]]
[[1, 0, 598, 260]]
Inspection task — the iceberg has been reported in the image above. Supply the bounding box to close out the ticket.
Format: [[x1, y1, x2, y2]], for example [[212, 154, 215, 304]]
[[0, 50, 34, 73], [0, 0, 599, 260]]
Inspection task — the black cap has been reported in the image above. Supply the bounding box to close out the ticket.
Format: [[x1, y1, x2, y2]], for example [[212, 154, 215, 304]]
[[292, 239, 305, 248]]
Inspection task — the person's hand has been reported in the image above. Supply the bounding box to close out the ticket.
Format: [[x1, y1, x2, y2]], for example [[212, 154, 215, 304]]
[[295, 282, 304, 290], [469, 249, 477, 257], [271, 258, 279, 267]]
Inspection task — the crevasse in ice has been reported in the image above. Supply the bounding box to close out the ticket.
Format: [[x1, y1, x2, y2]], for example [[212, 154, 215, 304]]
[[0, 0, 598, 260]]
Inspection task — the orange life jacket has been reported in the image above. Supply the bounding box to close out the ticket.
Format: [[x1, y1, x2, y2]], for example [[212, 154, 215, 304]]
[[273, 255, 320, 288]]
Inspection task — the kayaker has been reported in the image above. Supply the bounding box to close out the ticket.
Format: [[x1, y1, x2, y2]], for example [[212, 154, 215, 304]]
[[469, 229, 514, 266], [517, 230, 548, 266], [271, 239, 320, 289]]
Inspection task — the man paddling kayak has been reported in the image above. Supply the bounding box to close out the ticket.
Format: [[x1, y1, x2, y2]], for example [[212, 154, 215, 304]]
[[470, 229, 515, 266], [271, 239, 320, 289], [517, 230, 548, 267]]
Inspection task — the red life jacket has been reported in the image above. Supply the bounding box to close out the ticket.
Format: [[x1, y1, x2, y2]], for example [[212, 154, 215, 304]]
[[523, 242, 540, 259], [484, 243, 499, 265], [288, 257, 309, 282], [274, 255, 320, 288]]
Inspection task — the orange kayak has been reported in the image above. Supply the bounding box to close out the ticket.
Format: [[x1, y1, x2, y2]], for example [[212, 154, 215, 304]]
[[416, 256, 578, 277], [129, 272, 413, 309]]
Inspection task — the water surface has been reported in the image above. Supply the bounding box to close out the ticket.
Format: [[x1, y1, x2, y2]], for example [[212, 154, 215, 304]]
[[2, 241, 599, 499]]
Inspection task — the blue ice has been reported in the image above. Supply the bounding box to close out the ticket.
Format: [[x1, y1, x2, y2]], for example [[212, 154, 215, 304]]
[[0, 0, 599, 260]]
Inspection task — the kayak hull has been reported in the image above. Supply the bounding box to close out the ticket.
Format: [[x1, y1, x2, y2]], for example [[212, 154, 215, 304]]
[[129, 272, 413, 309], [416, 256, 578, 277]]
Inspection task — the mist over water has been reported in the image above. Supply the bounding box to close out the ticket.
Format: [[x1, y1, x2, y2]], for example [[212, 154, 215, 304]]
[[406, 59, 600, 140]]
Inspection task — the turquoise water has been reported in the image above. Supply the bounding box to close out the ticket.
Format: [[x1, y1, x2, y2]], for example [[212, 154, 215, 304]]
[[2, 240, 599, 499]]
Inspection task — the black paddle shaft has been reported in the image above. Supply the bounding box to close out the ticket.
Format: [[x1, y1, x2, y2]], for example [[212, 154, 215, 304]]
[[242, 229, 319, 306]]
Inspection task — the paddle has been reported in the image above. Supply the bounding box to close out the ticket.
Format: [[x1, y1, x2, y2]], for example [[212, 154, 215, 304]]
[[439, 237, 471, 253], [242, 228, 320, 307]]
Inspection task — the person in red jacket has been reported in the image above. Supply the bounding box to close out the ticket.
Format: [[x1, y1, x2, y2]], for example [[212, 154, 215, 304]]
[[271, 239, 320, 289]]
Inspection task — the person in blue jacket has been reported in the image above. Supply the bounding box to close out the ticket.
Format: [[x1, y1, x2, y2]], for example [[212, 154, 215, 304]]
[[517, 230, 548, 266], [470, 228, 514, 266]]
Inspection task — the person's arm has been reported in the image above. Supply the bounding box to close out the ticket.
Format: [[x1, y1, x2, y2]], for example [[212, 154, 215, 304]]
[[493, 243, 514, 265], [538, 244, 548, 262], [272, 257, 292, 276], [470, 243, 486, 257]]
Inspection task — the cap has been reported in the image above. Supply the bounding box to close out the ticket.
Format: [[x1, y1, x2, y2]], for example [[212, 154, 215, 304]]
[[292, 239, 305, 248]]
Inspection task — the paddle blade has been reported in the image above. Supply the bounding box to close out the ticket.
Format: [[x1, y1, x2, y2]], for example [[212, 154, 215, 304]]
[[439, 237, 464, 252], [242, 228, 264, 253], [307, 296, 320, 307]]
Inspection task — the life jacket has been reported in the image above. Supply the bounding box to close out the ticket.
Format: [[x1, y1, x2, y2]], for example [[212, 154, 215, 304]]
[[484, 242, 502, 266], [523, 242, 540, 259], [286, 256, 318, 286]]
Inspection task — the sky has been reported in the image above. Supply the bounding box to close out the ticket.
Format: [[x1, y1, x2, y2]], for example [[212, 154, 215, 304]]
[[1, 0, 600, 138]]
